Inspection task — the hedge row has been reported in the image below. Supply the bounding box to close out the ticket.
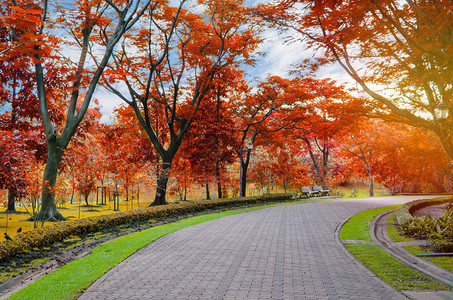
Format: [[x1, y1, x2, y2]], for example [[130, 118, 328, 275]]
[[0, 193, 293, 261], [395, 196, 450, 225]]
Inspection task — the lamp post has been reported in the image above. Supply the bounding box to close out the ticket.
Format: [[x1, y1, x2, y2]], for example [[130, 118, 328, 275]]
[[239, 142, 253, 197], [434, 102, 453, 206], [435, 102, 450, 121]]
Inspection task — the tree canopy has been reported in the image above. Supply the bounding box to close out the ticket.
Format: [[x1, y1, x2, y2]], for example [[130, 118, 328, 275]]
[[0, 0, 451, 217]]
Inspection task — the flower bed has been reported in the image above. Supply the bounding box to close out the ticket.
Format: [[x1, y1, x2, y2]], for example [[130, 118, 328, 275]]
[[395, 197, 453, 252]]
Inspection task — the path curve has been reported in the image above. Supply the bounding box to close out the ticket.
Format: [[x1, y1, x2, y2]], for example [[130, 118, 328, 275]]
[[79, 196, 436, 300]]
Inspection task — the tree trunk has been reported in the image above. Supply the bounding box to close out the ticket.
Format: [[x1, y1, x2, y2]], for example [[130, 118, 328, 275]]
[[36, 141, 67, 221], [215, 157, 222, 199], [114, 184, 120, 211], [70, 183, 75, 204], [215, 91, 222, 199], [303, 136, 326, 185], [6, 185, 17, 212], [184, 176, 187, 201], [368, 173, 374, 197], [205, 166, 210, 199], [126, 186, 131, 210], [151, 161, 171, 206], [205, 182, 210, 199], [437, 125, 453, 162], [6, 77, 18, 213], [364, 162, 374, 197], [84, 194, 89, 206], [322, 143, 329, 181], [137, 185, 140, 207], [447, 164, 452, 193], [239, 157, 249, 197]]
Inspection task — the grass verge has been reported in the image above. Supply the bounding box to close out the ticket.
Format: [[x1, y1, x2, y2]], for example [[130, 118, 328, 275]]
[[340, 205, 400, 241], [345, 244, 447, 290], [403, 246, 453, 273], [386, 213, 415, 243], [386, 213, 453, 273], [7, 200, 316, 300], [341, 205, 449, 291]]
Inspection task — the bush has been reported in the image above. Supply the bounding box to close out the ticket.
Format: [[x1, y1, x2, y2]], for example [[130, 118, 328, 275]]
[[397, 199, 453, 252], [0, 193, 293, 261], [428, 238, 453, 253]]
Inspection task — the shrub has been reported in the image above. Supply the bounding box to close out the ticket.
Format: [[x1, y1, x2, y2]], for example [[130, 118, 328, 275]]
[[428, 238, 453, 253], [398, 202, 453, 252], [0, 193, 293, 261]]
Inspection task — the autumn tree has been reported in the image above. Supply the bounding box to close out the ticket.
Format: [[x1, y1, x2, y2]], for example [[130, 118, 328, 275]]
[[105, 0, 260, 205], [67, 143, 98, 206], [99, 105, 157, 205], [0, 0, 154, 220], [111, 106, 156, 206], [232, 76, 307, 197], [0, 130, 41, 211], [168, 156, 193, 201], [248, 143, 310, 193], [290, 77, 367, 185], [297, 134, 336, 185], [256, 0, 453, 160], [175, 66, 244, 199], [336, 119, 402, 197], [63, 104, 103, 206], [0, 4, 42, 212], [178, 97, 239, 199], [0, 78, 42, 212], [373, 126, 450, 194]]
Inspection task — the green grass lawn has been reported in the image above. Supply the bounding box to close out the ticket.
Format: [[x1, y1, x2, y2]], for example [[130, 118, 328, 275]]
[[341, 206, 449, 291], [403, 246, 453, 273], [340, 205, 400, 241], [345, 244, 447, 290]]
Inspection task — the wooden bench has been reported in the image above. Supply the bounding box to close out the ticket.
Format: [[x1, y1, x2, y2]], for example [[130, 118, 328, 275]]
[[312, 186, 331, 196], [300, 186, 319, 198]]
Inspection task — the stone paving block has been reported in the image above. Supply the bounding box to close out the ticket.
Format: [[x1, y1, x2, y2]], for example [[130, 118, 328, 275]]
[[79, 196, 440, 300]]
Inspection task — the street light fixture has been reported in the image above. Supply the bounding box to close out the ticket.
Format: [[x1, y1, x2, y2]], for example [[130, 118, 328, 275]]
[[434, 102, 453, 207], [434, 102, 450, 121]]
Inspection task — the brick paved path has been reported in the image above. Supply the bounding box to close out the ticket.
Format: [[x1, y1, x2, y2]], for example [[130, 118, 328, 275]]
[[79, 196, 434, 300]]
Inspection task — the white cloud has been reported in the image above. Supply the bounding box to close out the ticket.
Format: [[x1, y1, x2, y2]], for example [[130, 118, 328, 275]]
[[248, 29, 308, 80], [93, 86, 127, 124]]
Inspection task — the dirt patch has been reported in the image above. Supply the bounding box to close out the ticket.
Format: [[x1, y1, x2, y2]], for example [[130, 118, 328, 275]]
[[411, 203, 450, 218]]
